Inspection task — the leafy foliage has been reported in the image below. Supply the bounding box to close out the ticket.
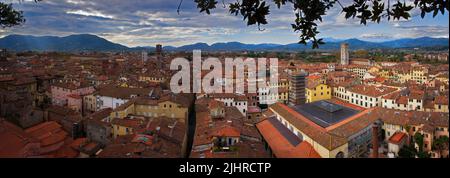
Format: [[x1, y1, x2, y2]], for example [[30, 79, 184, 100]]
[[194, 0, 218, 14], [398, 144, 417, 158], [414, 132, 424, 152], [192, 0, 449, 49], [0, 3, 25, 28], [433, 136, 449, 157], [0, 0, 40, 28]]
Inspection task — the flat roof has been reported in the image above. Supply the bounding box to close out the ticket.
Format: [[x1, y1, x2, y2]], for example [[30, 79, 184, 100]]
[[267, 116, 301, 146], [291, 100, 360, 128]]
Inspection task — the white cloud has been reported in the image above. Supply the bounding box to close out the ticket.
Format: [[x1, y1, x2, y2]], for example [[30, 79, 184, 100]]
[[135, 11, 178, 23], [66, 9, 115, 19], [3, 0, 448, 47], [394, 25, 450, 38]]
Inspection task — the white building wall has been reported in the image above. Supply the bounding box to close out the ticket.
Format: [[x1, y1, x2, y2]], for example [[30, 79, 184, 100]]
[[214, 98, 248, 116], [97, 96, 128, 110]]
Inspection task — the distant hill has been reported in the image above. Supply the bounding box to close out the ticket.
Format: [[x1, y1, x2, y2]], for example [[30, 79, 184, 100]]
[[165, 38, 448, 51], [379, 37, 449, 48], [0, 34, 128, 52], [0, 34, 448, 52]]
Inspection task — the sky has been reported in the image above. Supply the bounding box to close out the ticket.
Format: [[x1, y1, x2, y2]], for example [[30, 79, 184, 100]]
[[1, 0, 449, 47]]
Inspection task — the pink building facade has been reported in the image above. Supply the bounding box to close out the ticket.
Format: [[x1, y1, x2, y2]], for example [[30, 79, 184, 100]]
[[51, 82, 95, 112]]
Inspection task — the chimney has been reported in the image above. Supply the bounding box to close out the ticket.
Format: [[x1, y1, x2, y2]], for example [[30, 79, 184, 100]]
[[371, 124, 379, 158], [154, 126, 161, 142]]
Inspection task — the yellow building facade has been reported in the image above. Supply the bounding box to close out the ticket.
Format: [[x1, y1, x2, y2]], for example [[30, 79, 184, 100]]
[[306, 83, 332, 103], [110, 97, 189, 138], [434, 103, 449, 113], [397, 68, 428, 84], [110, 98, 189, 122]]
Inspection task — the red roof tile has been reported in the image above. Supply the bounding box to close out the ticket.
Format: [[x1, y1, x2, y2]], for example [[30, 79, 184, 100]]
[[213, 126, 240, 137], [256, 119, 321, 158], [388, 132, 406, 144]]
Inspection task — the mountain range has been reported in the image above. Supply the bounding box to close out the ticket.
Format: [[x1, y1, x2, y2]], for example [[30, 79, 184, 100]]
[[0, 34, 448, 52]]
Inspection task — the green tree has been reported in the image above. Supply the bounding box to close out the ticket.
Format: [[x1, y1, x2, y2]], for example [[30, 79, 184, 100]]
[[0, 0, 41, 28], [433, 136, 449, 158], [398, 144, 417, 158], [414, 132, 424, 152], [417, 151, 430, 158], [353, 50, 369, 58], [188, 0, 449, 48]]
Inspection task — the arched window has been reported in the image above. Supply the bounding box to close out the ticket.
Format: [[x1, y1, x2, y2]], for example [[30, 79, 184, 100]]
[[336, 152, 344, 158]]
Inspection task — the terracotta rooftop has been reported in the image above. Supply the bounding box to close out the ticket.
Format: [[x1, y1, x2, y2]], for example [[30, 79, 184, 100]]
[[348, 85, 398, 97], [256, 117, 321, 158], [97, 87, 153, 99], [329, 98, 365, 111], [111, 118, 144, 129], [371, 108, 449, 132], [388, 132, 406, 144], [25, 121, 68, 147], [213, 126, 241, 138], [435, 95, 449, 105], [0, 120, 39, 157], [87, 108, 112, 121], [269, 103, 346, 150], [269, 102, 378, 150]]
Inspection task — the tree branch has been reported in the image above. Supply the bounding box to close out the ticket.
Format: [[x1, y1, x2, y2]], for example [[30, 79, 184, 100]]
[[177, 0, 184, 15]]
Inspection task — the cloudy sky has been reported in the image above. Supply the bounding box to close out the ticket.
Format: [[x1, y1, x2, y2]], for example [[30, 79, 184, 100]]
[[1, 0, 448, 47]]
